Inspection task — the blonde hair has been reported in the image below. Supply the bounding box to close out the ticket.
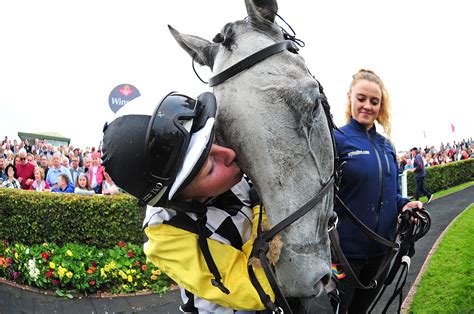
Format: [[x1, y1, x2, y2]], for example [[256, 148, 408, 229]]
[[345, 69, 392, 137], [34, 167, 45, 180]]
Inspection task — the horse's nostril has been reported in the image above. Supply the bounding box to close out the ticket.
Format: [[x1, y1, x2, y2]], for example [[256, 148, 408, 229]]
[[321, 273, 331, 285]]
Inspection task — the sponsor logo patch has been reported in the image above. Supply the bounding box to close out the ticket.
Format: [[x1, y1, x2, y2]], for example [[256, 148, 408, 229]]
[[348, 150, 370, 157]]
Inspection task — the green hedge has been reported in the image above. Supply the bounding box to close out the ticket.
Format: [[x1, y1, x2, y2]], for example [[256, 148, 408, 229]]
[[407, 159, 474, 196], [0, 190, 144, 248]]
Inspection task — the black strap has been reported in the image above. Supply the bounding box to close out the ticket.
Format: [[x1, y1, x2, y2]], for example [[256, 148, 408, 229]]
[[208, 40, 298, 87], [335, 195, 399, 249], [196, 213, 230, 295], [262, 175, 334, 242]]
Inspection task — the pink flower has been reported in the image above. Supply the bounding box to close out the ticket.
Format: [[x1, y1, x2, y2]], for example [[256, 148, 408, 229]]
[[141, 264, 147, 271], [118, 241, 126, 248], [12, 271, 20, 281], [89, 280, 96, 286], [127, 251, 134, 258]]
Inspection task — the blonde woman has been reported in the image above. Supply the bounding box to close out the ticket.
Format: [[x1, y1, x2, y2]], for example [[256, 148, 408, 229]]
[[29, 167, 50, 191], [333, 69, 424, 313]]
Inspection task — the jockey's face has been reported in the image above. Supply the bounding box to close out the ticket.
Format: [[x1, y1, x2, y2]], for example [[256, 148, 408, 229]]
[[179, 144, 243, 202]]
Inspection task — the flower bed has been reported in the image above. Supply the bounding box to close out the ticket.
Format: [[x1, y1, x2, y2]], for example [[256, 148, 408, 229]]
[[0, 240, 170, 298]]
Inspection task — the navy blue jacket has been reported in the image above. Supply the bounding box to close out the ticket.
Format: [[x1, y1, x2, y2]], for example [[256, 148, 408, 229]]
[[334, 118, 409, 258]]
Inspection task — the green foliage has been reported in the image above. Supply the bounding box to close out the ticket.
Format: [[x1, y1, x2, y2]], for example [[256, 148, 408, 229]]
[[407, 159, 474, 197], [0, 240, 170, 296], [409, 204, 474, 313], [0, 191, 144, 248]]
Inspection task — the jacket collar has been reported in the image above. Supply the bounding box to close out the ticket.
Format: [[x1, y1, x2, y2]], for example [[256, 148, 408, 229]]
[[349, 117, 377, 136]]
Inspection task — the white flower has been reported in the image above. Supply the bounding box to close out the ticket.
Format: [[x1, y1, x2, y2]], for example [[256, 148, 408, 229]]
[[25, 248, 30, 255]]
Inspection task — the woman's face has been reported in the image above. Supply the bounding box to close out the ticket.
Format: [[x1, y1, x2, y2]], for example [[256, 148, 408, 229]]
[[179, 144, 243, 202], [78, 176, 87, 188], [14, 157, 20, 164], [349, 79, 382, 130], [7, 167, 14, 177], [34, 170, 41, 180]]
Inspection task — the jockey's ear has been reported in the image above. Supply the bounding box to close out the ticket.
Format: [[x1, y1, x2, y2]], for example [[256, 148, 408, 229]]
[[245, 0, 278, 23], [168, 25, 218, 69]]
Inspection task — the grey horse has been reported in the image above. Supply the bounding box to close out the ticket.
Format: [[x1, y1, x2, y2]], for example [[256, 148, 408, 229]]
[[169, 0, 335, 308]]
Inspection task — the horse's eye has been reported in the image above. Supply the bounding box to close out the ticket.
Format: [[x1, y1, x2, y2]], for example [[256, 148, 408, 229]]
[[213, 33, 225, 43]]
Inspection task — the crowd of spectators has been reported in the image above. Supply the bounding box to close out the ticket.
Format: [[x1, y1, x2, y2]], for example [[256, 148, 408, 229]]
[[399, 137, 473, 172], [0, 136, 120, 196], [1, 135, 472, 193]]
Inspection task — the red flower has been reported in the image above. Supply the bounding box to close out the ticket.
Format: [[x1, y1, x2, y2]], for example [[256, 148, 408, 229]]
[[91, 261, 97, 267], [41, 252, 49, 260], [133, 261, 140, 267], [118, 241, 126, 248], [45, 269, 54, 278], [141, 264, 147, 271], [89, 280, 95, 286], [5, 257, 13, 264], [52, 279, 60, 286], [127, 251, 134, 258]]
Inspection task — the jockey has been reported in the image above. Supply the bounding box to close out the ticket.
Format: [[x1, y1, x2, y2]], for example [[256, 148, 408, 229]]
[[101, 92, 275, 313]]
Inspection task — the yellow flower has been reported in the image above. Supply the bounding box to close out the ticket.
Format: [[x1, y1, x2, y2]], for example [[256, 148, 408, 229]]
[[150, 275, 158, 281], [152, 269, 161, 276], [119, 270, 127, 280], [43, 243, 49, 247], [49, 262, 55, 269], [66, 250, 73, 257], [127, 275, 133, 283], [104, 264, 110, 272], [131, 269, 136, 274], [14, 252, 19, 260], [122, 284, 128, 290], [143, 282, 148, 287], [5, 248, 9, 253], [126, 269, 131, 275], [100, 268, 107, 278], [66, 271, 73, 279]]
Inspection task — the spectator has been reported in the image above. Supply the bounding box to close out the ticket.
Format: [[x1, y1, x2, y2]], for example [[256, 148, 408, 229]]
[[44, 144, 54, 159], [51, 173, 74, 193], [82, 156, 91, 174], [16, 148, 35, 190], [40, 155, 50, 178], [74, 173, 95, 195], [29, 167, 50, 192], [89, 151, 104, 194], [2, 164, 21, 189], [46, 152, 72, 190], [404, 159, 414, 171], [62, 156, 70, 168], [69, 155, 84, 185], [23, 138, 32, 153], [0, 146, 6, 159], [409, 147, 432, 203], [102, 171, 120, 195], [13, 154, 20, 167], [0, 156, 7, 185]]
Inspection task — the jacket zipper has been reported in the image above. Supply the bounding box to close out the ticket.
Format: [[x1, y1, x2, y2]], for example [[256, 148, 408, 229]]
[[383, 150, 391, 175], [367, 131, 384, 236]]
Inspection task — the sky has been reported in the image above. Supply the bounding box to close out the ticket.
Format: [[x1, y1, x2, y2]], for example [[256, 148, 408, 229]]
[[1, 0, 472, 152]]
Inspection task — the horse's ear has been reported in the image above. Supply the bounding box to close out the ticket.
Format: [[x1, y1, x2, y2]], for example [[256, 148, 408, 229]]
[[245, 0, 278, 23], [168, 25, 217, 69]]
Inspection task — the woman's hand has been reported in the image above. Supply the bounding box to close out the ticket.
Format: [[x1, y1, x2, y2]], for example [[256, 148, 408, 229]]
[[401, 201, 424, 223]]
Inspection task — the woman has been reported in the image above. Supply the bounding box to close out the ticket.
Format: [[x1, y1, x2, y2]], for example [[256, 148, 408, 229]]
[[334, 69, 423, 313], [74, 173, 95, 195], [2, 164, 21, 189], [29, 167, 50, 191]]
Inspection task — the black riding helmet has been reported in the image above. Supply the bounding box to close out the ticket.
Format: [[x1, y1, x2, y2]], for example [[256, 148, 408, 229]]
[[102, 91, 217, 206]]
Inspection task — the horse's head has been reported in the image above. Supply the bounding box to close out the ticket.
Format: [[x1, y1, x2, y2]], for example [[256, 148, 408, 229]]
[[169, 0, 334, 298]]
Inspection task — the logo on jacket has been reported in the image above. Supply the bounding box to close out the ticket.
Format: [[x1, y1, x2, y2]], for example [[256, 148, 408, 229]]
[[348, 150, 370, 157]]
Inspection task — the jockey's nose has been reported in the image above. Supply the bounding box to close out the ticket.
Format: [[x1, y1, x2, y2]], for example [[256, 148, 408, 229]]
[[211, 144, 237, 167]]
